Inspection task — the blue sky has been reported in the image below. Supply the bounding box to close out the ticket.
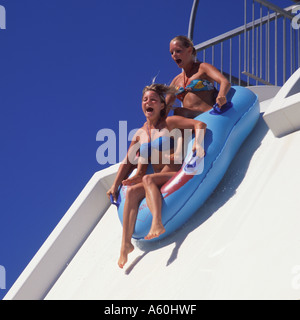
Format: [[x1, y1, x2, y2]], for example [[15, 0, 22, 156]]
[[0, 0, 293, 299]]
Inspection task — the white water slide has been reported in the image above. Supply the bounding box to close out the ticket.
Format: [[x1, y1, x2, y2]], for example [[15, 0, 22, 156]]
[[4, 68, 300, 300]]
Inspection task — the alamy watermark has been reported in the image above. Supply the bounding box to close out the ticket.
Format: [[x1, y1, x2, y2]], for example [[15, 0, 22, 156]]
[[96, 121, 205, 175], [0, 5, 6, 30], [0, 265, 6, 290], [292, 6, 300, 30]]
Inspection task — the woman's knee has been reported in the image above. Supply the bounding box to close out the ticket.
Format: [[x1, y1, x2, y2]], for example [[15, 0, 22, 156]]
[[126, 186, 137, 200], [142, 174, 154, 187], [126, 185, 145, 202]]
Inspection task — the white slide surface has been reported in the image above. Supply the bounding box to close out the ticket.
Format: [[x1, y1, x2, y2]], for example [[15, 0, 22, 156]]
[[47, 96, 300, 300], [5, 86, 300, 300]]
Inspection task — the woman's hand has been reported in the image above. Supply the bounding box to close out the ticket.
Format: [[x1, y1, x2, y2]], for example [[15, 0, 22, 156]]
[[192, 142, 205, 158], [107, 184, 119, 202], [216, 95, 227, 108]]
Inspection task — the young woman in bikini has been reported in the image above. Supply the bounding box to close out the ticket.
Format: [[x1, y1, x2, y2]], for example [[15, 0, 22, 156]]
[[107, 84, 206, 269], [166, 36, 231, 118]]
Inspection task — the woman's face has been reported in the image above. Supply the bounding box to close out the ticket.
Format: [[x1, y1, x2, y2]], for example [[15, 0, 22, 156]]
[[142, 90, 164, 120], [170, 40, 193, 69]]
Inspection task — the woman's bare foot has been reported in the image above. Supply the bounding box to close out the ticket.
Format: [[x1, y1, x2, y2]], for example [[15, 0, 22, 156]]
[[118, 243, 134, 269], [144, 223, 166, 240], [122, 174, 143, 186]]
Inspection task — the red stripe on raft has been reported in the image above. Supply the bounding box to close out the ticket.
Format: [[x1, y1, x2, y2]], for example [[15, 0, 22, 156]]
[[161, 168, 194, 199]]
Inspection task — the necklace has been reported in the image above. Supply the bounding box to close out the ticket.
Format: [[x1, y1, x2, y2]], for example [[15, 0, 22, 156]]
[[183, 61, 198, 87], [183, 72, 189, 88]]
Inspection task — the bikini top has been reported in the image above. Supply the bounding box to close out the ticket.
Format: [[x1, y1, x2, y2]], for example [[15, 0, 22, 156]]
[[139, 136, 175, 158], [175, 79, 215, 102]]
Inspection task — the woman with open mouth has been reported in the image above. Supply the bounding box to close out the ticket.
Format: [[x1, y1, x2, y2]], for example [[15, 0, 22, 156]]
[[107, 83, 207, 269], [167, 35, 231, 118]]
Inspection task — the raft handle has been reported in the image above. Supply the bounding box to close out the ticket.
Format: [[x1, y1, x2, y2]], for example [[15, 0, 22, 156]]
[[211, 101, 233, 115]]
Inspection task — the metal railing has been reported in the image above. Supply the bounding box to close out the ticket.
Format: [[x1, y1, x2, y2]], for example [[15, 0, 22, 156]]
[[188, 0, 300, 87]]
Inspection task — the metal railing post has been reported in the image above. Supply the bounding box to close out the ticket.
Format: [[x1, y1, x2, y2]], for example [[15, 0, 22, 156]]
[[188, 0, 200, 41]]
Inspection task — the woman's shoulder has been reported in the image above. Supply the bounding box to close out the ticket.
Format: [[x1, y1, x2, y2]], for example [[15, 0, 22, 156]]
[[132, 124, 147, 140], [170, 73, 183, 86], [198, 61, 218, 74], [192, 61, 206, 74], [194, 62, 216, 83]]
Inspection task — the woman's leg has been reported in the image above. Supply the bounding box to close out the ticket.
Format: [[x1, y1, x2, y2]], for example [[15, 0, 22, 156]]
[[142, 171, 177, 240], [118, 183, 145, 269]]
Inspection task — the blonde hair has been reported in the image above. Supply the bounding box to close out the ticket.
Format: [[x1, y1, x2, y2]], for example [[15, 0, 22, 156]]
[[142, 84, 177, 118], [171, 35, 197, 57]]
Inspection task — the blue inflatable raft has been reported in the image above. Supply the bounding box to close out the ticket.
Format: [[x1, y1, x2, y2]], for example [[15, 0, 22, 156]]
[[112, 86, 260, 241]]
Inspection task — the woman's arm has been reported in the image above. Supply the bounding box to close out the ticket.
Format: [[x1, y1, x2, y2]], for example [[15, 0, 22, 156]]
[[106, 129, 142, 201], [200, 63, 231, 107], [106, 162, 135, 202], [165, 76, 180, 116], [167, 116, 207, 158]]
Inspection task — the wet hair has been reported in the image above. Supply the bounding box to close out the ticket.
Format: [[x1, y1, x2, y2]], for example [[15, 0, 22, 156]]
[[171, 35, 197, 57], [142, 84, 177, 118]]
